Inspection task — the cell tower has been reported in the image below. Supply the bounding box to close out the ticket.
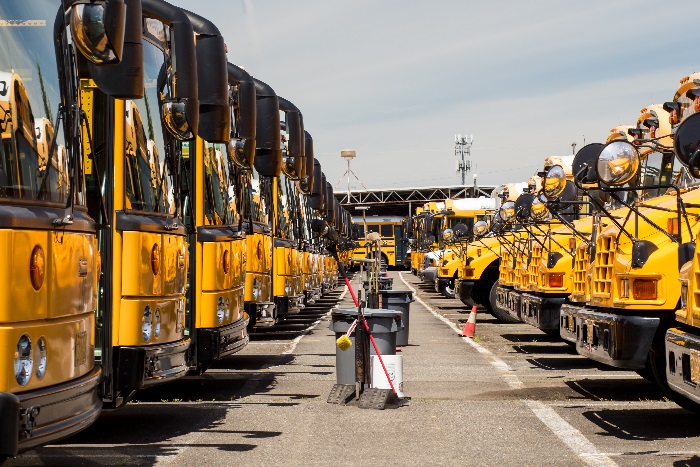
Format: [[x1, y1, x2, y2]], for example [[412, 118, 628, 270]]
[[454, 133, 473, 185]]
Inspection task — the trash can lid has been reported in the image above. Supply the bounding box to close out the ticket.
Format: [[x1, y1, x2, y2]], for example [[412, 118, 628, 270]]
[[377, 290, 413, 296], [331, 308, 402, 319]]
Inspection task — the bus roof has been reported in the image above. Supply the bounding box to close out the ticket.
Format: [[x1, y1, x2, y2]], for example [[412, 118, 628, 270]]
[[445, 197, 497, 213], [352, 215, 405, 223]]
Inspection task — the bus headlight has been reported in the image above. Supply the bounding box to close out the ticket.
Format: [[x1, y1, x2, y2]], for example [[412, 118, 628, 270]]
[[154, 309, 161, 338], [217, 297, 225, 324], [142, 306, 153, 342], [597, 141, 639, 186], [35, 337, 47, 379], [15, 335, 33, 386], [225, 299, 231, 321], [285, 279, 292, 295]]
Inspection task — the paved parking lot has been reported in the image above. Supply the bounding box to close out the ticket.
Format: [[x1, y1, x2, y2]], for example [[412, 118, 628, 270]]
[[8, 271, 700, 466]]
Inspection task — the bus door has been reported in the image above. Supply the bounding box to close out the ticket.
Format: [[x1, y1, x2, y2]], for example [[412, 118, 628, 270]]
[[394, 224, 406, 266]]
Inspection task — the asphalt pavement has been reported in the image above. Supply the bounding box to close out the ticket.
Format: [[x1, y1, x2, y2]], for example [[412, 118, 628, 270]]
[[7, 271, 700, 466]]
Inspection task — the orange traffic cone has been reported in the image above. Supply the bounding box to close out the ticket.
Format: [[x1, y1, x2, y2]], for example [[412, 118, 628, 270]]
[[460, 305, 477, 338]]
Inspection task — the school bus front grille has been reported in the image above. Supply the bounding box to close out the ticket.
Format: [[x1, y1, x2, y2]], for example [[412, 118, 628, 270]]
[[693, 245, 700, 311], [529, 245, 542, 288], [592, 235, 614, 298], [516, 250, 528, 288], [573, 245, 590, 296], [499, 250, 511, 283]]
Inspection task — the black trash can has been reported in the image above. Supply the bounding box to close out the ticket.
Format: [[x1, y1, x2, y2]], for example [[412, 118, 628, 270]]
[[330, 308, 403, 385], [378, 290, 414, 347]]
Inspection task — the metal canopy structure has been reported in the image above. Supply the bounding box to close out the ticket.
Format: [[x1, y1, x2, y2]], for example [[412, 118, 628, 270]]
[[336, 184, 497, 217]]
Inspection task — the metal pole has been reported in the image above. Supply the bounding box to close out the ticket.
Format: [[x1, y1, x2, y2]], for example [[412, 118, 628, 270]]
[[347, 159, 351, 203]]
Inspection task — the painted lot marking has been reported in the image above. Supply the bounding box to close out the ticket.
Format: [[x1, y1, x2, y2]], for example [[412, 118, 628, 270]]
[[399, 272, 617, 467]]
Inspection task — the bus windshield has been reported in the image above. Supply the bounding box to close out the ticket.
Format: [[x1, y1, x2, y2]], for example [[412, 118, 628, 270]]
[[0, 0, 70, 204], [124, 20, 176, 215], [203, 141, 238, 226]]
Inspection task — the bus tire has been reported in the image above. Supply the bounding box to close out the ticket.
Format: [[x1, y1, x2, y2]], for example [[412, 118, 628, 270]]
[[441, 277, 456, 299], [488, 281, 520, 324]]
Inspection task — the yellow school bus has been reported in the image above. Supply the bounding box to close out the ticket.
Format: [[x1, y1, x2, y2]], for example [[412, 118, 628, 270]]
[[0, 0, 136, 456], [176, 8, 252, 371], [241, 77, 280, 328], [351, 215, 407, 268], [82, 0, 200, 407]]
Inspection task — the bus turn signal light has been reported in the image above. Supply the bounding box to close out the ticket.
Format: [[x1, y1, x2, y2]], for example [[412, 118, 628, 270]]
[[151, 244, 160, 276], [633, 279, 657, 300], [667, 218, 679, 236], [548, 273, 564, 288], [30, 245, 45, 290]]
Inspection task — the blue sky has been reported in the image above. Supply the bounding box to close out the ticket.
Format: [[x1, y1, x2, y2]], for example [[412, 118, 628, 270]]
[[170, 0, 699, 190]]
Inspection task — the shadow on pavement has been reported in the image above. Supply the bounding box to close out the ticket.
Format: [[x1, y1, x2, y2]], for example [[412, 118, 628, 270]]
[[581, 407, 700, 440], [566, 378, 664, 402]]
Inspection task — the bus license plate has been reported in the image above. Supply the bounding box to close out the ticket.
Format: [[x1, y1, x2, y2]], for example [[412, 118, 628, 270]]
[[74, 331, 87, 367], [691, 350, 700, 385], [586, 321, 594, 345]]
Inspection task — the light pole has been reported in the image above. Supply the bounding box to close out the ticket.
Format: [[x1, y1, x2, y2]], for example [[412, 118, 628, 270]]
[[341, 150, 356, 202], [454, 134, 473, 185]]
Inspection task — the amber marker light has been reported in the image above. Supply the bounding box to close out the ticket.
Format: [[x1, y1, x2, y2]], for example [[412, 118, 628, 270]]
[[223, 249, 230, 274], [151, 244, 160, 276], [548, 273, 564, 288], [30, 245, 45, 291], [633, 279, 657, 300]]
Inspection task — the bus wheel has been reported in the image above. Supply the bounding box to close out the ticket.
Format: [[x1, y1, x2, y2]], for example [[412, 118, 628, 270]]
[[442, 279, 456, 299], [488, 281, 520, 324]]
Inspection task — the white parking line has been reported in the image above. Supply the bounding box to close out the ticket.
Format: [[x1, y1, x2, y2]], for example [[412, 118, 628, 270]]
[[527, 400, 618, 467], [398, 272, 617, 467]]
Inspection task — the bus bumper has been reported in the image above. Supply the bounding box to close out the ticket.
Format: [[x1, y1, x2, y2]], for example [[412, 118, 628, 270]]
[[457, 280, 477, 307], [559, 304, 581, 344], [575, 309, 659, 369], [422, 267, 437, 284], [304, 287, 322, 305], [0, 366, 103, 457], [520, 293, 564, 331], [666, 327, 700, 405], [246, 301, 276, 328], [496, 285, 520, 320], [197, 315, 250, 363], [274, 295, 305, 320], [117, 339, 190, 393], [435, 277, 453, 295]]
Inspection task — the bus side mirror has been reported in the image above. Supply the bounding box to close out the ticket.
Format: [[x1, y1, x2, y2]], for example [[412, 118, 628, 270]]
[[282, 108, 304, 179], [161, 7, 199, 140], [70, 0, 126, 64], [86, 0, 144, 99], [453, 223, 469, 238], [308, 159, 325, 211], [190, 20, 229, 143], [299, 131, 314, 193], [253, 78, 282, 177]]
